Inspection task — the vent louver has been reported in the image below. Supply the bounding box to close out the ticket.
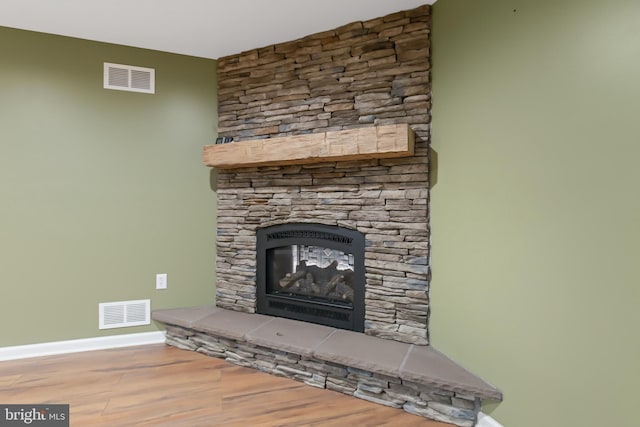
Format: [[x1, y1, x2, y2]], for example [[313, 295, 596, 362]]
[[104, 63, 155, 94], [266, 230, 353, 244], [99, 299, 151, 329]]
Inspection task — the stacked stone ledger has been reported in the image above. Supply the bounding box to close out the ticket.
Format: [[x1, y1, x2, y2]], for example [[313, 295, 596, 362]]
[[214, 4, 432, 346]]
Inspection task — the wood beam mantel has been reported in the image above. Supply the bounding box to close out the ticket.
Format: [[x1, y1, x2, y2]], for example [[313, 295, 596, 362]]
[[203, 124, 415, 169]]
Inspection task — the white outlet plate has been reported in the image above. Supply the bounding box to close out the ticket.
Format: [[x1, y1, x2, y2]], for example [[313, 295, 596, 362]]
[[156, 273, 167, 290]]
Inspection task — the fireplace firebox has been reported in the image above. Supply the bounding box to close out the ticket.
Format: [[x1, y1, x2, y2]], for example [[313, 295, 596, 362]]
[[256, 223, 365, 332]]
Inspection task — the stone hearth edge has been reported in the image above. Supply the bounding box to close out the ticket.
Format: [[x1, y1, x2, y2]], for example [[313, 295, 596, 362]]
[[153, 306, 502, 427]]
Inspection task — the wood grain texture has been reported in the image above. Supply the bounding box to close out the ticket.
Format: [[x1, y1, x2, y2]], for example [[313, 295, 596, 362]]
[[203, 124, 415, 169], [0, 344, 450, 426]]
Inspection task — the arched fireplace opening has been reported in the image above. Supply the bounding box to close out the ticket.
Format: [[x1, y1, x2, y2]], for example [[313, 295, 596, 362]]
[[256, 223, 365, 332]]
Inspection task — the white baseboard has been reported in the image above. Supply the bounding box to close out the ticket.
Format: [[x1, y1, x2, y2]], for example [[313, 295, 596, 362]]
[[0, 331, 166, 362], [477, 412, 503, 427]]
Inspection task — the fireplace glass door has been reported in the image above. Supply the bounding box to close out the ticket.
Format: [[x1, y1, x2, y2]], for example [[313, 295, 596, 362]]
[[268, 244, 355, 304], [257, 223, 364, 331]]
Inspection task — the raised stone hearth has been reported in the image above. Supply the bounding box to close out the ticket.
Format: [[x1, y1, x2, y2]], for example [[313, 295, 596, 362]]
[[153, 306, 502, 427]]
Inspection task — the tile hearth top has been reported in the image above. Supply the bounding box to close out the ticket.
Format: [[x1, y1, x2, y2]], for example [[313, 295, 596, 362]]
[[152, 306, 502, 402], [246, 317, 335, 358], [315, 329, 409, 378]]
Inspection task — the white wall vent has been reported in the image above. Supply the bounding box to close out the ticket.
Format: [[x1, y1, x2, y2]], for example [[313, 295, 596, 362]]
[[104, 62, 155, 94], [99, 299, 151, 330]]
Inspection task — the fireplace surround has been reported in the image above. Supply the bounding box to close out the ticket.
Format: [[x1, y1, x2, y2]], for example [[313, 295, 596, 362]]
[[256, 223, 365, 332], [212, 2, 433, 344], [214, 141, 430, 345]]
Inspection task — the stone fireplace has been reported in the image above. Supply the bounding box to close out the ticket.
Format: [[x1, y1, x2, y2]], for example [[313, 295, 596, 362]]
[[212, 4, 432, 345], [153, 6, 503, 426]]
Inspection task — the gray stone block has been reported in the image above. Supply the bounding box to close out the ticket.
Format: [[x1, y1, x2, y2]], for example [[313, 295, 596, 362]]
[[400, 345, 503, 401], [246, 317, 335, 357], [314, 330, 408, 377], [194, 310, 273, 341]]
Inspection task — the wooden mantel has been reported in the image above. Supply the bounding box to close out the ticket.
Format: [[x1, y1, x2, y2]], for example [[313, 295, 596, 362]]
[[203, 124, 415, 169]]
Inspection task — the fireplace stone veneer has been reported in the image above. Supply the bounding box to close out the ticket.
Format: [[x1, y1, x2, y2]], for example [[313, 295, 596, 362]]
[[214, 4, 431, 345], [215, 159, 430, 345]]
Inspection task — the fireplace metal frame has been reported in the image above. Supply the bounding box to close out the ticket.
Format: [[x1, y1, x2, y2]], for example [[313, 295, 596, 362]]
[[256, 223, 365, 332]]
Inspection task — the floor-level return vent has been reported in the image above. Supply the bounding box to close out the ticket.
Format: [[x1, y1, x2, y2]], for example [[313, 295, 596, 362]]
[[104, 62, 155, 94], [99, 299, 151, 329]]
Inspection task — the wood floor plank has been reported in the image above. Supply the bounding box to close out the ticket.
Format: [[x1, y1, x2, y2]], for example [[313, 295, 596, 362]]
[[0, 344, 451, 426]]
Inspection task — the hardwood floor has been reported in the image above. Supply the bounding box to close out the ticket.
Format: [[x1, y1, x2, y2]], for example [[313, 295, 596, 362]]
[[0, 344, 450, 426]]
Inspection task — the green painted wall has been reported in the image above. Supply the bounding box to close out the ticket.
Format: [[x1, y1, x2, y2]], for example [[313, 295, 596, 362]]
[[0, 27, 217, 346], [430, 0, 639, 426]]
